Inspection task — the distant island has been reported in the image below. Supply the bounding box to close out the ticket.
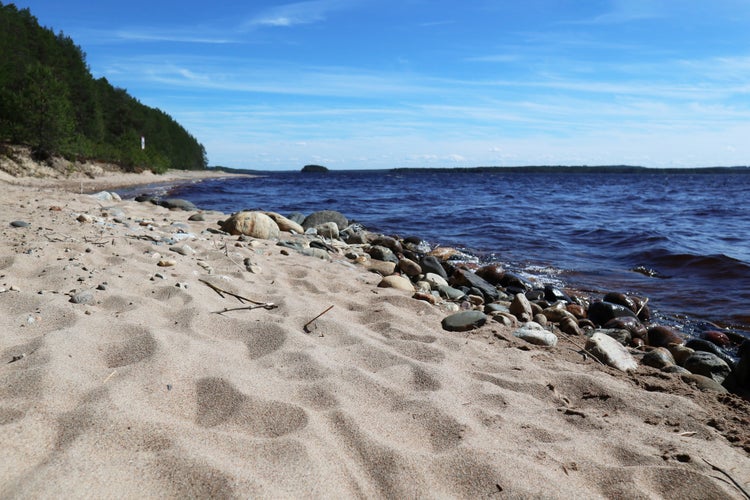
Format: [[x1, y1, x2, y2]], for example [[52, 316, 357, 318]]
[[302, 164, 329, 173]]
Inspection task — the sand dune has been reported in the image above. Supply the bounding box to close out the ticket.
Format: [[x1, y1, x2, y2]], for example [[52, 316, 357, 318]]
[[1, 176, 748, 498]]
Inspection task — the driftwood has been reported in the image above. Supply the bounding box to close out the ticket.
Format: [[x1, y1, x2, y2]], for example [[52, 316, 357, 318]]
[[199, 279, 277, 312], [702, 458, 750, 499]]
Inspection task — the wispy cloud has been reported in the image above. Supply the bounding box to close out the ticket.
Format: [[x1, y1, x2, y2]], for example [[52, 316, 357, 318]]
[[245, 0, 350, 28]]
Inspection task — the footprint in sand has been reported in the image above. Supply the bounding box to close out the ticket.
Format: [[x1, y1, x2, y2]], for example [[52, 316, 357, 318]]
[[195, 377, 308, 438]]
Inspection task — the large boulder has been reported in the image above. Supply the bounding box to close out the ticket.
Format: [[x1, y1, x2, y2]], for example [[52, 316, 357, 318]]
[[219, 211, 280, 239], [263, 211, 304, 234], [302, 210, 348, 230]]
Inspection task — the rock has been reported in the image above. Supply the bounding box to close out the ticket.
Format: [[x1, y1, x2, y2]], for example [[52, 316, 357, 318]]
[[559, 316, 582, 336], [475, 264, 505, 285], [596, 328, 631, 346], [450, 268, 499, 302], [157, 259, 177, 267], [437, 285, 465, 301], [685, 339, 735, 368], [367, 245, 398, 263], [588, 301, 638, 326], [701, 330, 731, 348], [263, 212, 304, 233], [603, 292, 637, 313], [441, 310, 487, 332], [647, 326, 684, 348], [420, 255, 448, 279], [188, 213, 206, 222], [76, 214, 93, 223], [70, 290, 94, 304], [159, 198, 198, 211], [585, 332, 638, 372], [10, 220, 30, 228], [499, 272, 533, 291], [513, 322, 558, 347], [641, 348, 676, 370], [604, 316, 647, 340], [632, 296, 651, 322], [341, 225, 369, 244], [680, 373, 728, 393], [134, 194, 156, 203], [397, 258, 422, 277], [367, 260, 397, 276], [219, 211, 280, 239], [377, 275, 415, 292], [683, 351, 732, 384], [484, 303, 510, 314], [727, 340, 750, 390], [413, 292, 438, 305], [287, 212, 306, 224], [315, 222, 339, 239], [371, 235, 403, 254], [667, 344, 694, 366], [90, 191, 122, 202], [492, 312, 518, 328], [298, 248, 330, 260], [169, 245, 194, 256], [302, 210, 348, 230], [533, 313, 548, 327], [429, 247, 459, 261], [509, 293, 533, 322], [542, 306, 577, 323], [424, 273, 449, 289], [662, 365, 691, 375], [544, 285, 572, 303], [566, 304, 586, 319]]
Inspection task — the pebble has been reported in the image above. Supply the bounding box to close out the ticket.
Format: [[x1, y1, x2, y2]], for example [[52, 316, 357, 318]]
[[513, 322, 558, 347], [424, 273, 449, 289], [377, 275, 415, 292], [588, 301, 638, 326], [475, 264, 505, 285], [437, 285, 465, 301], [367, 245, 398, 263], [585, 332, 638, 372], [420, 255, 448, 279], [76, 214, 93, 223], [412, 292, 438, 305], [10, 220, 30, 227], [647, 326, 684, 348], [680, 373, 728, 393], [157, 259, 176, 267], [450, 268, 499, 302], [188, 213, 206, 222], [397, 258, 422, 277], [315, 222, 339, 239], [509, 293, 533, 322], [169, 245, 194, 256], [366, 260, 396, 276], [70, 290, 94, 304], [441, 310, 487, 332]]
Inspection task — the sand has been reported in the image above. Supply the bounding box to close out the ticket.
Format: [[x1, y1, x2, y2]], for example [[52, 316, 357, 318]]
[[1, 171, 749, 498]]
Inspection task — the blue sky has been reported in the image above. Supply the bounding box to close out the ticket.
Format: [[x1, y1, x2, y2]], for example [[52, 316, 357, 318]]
[[15, 0, 750, 169]]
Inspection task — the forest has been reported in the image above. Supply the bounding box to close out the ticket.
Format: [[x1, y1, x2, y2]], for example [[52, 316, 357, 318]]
[[0, 2, 207, 172]]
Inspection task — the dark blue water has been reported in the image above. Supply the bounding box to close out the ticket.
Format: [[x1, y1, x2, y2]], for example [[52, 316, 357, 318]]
[[122, 170, 750, 338]]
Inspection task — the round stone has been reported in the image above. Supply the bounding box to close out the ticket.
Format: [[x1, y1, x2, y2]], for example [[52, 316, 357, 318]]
[[441, 310, 487, 332], [683, 351, 732, 384], [219, 211, 280, 239], [377, 275, 415, 292]]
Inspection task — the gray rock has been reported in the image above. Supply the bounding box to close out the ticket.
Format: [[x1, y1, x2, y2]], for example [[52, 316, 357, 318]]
[[420, 255, 448, 279], [441, 310, 487, 332], [90, 191, 121, 202], [596, 328, 631, 346], [585, 332, 638, 372], [509, 293, 533, 322], [219, 211, 280, 239], [315, 222, 339, 239], [10, 220, 30, 228], [437, 285, 465, 301], [159, 198, 198, 211], [287, 212, 306, 224], [169, 245, 194, 256], [484, 303, 510, 314], [424, 273, 449, 289], [188, 213, 206, 222], [450, 268, 499, 302], [70, 290, 94, 304], [662, 365, 691, 375], [302, 210, 348, 230], [370, 235, 403, 253], [684, 351, 732, 384], [513, 322, 558, 346], [367, 245, 398, 263], [641, 347, 676, 370]]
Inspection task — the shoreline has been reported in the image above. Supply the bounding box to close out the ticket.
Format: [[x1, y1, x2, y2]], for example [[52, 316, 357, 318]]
[[1, 179, 748, 497]]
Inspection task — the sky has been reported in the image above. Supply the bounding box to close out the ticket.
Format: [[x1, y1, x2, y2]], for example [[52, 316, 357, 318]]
[[12, 0, 750, 169]]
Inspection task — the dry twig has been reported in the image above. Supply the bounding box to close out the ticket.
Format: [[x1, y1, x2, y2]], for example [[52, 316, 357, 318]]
[[199, 279, 275, 308], [304, 305, 334, 333], [213, 304, 277, 314]]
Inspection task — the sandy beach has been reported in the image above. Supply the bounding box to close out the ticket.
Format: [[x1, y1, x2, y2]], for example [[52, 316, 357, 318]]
[[1, 171, 749, 498]]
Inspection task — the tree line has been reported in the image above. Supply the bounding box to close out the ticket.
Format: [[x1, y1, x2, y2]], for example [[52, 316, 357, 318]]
[[0, 2, 207, 172]]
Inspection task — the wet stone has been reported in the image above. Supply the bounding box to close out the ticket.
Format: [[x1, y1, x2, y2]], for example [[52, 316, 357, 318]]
[[437, 285, 465, 301], [420, 255, 448, 279], [641, 347, 676, 370], [683, 351, 732, 384], [509, 293, 533, 322]]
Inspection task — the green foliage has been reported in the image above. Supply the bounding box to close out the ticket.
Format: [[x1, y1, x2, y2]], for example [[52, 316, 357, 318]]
[[0, 2, 207, 171]]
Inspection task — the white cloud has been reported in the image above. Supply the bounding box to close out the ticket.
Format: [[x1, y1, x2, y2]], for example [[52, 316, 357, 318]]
[[246, 0, 350, 28]]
